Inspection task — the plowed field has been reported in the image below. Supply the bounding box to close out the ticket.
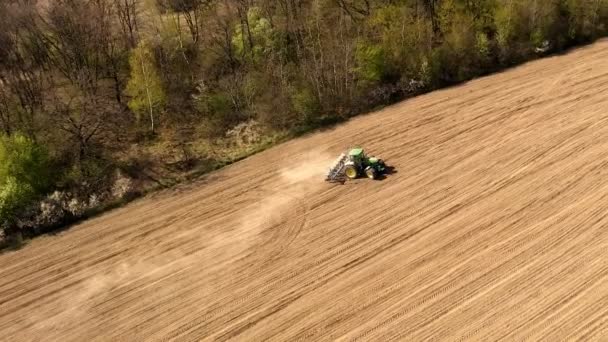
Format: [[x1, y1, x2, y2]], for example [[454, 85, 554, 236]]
[[2, 40, 608, 341]]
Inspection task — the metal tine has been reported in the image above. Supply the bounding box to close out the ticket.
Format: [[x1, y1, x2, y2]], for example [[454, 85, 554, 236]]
[[326, 153, 347, 182]]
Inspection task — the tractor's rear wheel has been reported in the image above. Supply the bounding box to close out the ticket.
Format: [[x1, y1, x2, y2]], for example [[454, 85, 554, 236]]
[[344, 165, 358, 179], [365, 167, 377, 179]]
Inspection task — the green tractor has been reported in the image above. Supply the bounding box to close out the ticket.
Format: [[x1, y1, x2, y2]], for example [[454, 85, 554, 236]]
[[326, 147, 387, 182]]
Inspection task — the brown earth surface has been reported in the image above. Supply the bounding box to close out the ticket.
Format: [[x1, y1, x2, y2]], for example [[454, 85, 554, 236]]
[[2, 40, 608, 341]]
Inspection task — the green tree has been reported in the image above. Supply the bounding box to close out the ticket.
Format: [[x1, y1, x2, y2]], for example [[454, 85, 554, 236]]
[[126, 40, 166, 134], [232, 6, 275, 63], [290, 85, 320, 125], [494, 0, 523, 60], [354, 41, 388, 84], [566, 0, 608, 42], [0, 134, 51, 223], [366, 4, 431, 81]]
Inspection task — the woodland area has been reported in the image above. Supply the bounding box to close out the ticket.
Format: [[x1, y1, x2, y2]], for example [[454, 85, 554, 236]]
[[1, 0, 607, 245]]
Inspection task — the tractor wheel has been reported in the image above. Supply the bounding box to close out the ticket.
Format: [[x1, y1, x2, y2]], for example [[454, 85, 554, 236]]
[[365, 167, 377, 180], [344, 165, 358, 179]]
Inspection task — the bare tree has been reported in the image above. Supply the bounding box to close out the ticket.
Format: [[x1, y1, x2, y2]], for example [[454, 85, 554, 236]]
[[51, 94, 115, 162], [208, 3, 238, 72], [0, 85, 12, 135], [93, 0, 129, 107], [421, 0, 440, 38], [0, 1, 49, 139], [42, 0, 104, 95], [235, 0, 255, 58], [113, 0, 140, 49], [335, 0, 371, 20]]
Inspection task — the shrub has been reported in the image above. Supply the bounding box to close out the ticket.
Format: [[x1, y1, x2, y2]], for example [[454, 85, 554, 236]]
[[476, 32, 491, 59], [226, 120, 263, 147], [354, 41, 388, 85], [12, 190, 106, 236], [0, 134, 51, 225], [62, 157, 113, 197], [0, 178, 32, 223], [37, 191, 69, 227], [111, 171, 134, 200], [290, 86, 321, 125]]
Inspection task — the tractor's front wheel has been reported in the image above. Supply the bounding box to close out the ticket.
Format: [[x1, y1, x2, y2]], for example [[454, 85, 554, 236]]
[[344, 165, 358, 179], [365, 167, 377, 180]]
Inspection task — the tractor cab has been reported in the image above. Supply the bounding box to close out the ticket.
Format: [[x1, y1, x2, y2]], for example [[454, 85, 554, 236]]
[[348, 148, 366, 166]]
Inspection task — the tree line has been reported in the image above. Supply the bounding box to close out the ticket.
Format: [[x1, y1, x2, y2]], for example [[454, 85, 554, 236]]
[[1, 0, 607, 245]]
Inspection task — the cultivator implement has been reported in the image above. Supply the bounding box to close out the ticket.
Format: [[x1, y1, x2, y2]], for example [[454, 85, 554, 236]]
[[325, 153, 348, 183]]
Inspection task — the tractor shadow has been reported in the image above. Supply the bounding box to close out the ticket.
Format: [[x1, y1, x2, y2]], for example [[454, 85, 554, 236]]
[[376, 165, 397, 181]]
